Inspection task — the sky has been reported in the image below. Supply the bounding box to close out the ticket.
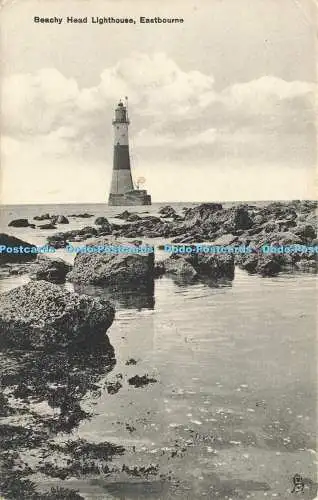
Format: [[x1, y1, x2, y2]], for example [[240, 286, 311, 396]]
[[0, 0, 317, 203]]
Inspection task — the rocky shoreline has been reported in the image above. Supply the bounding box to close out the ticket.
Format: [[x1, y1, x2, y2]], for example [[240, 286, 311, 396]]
[[0, 200, 317, 498], [2, 200, 317, 281]]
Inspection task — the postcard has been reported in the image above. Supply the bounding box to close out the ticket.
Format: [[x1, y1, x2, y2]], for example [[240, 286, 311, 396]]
[[0, 0, 317, 498]]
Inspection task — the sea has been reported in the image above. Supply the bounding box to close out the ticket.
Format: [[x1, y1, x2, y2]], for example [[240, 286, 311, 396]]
[[0, 202, 317, 499]]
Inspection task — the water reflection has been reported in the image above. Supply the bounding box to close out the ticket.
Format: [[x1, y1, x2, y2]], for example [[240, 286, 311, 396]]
[[71, 281, 155, 311], [165, 274, 234, 289], [0, 338, 116, 434]]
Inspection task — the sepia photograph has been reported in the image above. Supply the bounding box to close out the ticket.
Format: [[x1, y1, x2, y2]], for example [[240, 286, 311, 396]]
[[0, 0, 317, 498]]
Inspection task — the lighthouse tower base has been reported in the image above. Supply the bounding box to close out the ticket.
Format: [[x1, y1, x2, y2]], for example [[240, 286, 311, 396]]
[[108, 189, 151, 206]]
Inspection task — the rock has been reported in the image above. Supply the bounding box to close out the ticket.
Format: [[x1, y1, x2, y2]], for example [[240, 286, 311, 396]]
[[164, 255, 198, 279], [140, 215, 162, 223], [183, 203, 223, 228], [28, 255, 72, 283], [236, 253, 283, 276], [235, 254, 259, 273], [128, 374, 157, 387], [211, 234, 238, 246], [262, 222, 278, 233], [162, 252, 234, 281], [114, 210, 133, 220], [197, 253, 235, 280], [52, 215, 69, 224], [8, 219, 30, 228], [256, 256, 283, 276], [231, 205, 253, 230], [47, 232, 69, 249], [126, 358, 138, 365], [67, 238, 154, 286], [95, 216, 110, 227], [158, 205, 176, 217], [172, 212, 184, 220], [254, 231, 303, 248], [110, 216, 165, 239], [38, 223, 57, 230], [0, 234, 37, 264], [126, 213, 141, 222], [252, 215, 265, 226], [47, 226, 98, 248], [293, 224, 316, 242], [154, 261, 166, 278], [0, 281, 115, 349], [106, 381, 122, 395], [33, 213, 51, 221], [295, 258, 317, 271], [76, 226, 98, 237], [68, 213, 93, 218], [180, 203, 254, 238]]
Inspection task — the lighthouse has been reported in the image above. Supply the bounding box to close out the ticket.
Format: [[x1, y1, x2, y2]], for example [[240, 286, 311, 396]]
[[108, 98, 151, 206]]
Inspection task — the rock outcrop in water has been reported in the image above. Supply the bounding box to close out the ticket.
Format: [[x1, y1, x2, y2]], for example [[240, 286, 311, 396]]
[[67, 238, 154, 286], [42, 200, 317, 276], [33, 213, 52, 221], [47, 226, 99, 248], [34, 214, 69, 225], [95, 216, 111, 227], [0, 234, 37, 264], [38, 222, 57, 230], [8, 218, 30, 228], [158, 205, 177, 218], [53, 215, 69, 224], [0, 281, 115, 349], [161, 252, 235, 281], [28, 255, 72, 283]]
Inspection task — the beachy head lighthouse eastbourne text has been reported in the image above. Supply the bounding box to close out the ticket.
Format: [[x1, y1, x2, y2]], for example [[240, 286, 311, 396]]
[[33, 16, 184, 25]]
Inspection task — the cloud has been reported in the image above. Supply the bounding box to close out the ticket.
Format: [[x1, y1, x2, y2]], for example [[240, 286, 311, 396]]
[[2, 53, 315, 140], [1, 52, 316, 202]]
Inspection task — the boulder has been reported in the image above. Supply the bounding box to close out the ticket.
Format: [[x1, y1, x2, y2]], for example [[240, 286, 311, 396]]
[[236, 253, 283, 276], [252, 214, 265, 226], [33, 213, 51, 221], [0, 281, 115, 349], [183, 203, 223, 228], [249, 231, 303, 249], [95, 216, 111, 227], [8, 219, 30, 228], [68, 213, 93, 218], [113, 216, 164, 238], [162, 252, 234, 281], [293, 224, 316, 242], [164, 256, 198, 279], [38, 223, 57, 230], [197, 253, 235, 280], [52, 215, 69, 224], [158, 205, 176, 217], [0, 234, 37, 264], [181, 203, 253, 237], [28, 255, 72, 283], [235, 254, 259, 274], [255, 255, 283, 276], [67, 238, 154, 286], [47, 232, 69, 249], [295, 258, 317, 271], [126, 213, 141, 222], [231, 205, 253, 231], [114, 210, 133, 220], [211, 234, 238, 246], [47, 226, 98, 248]]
